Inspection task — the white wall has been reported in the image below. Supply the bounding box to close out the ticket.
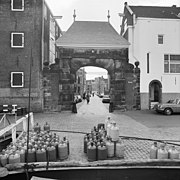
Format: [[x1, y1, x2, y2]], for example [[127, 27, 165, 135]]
[[128, 18, 180, 94]]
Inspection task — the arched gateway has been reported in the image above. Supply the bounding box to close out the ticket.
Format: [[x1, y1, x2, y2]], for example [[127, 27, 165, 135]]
[[43, 21, 140, 112]]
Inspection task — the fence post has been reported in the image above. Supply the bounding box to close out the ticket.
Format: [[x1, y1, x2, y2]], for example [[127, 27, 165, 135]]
[[11, 126, 16, 143], [23, 117, 28, 132]]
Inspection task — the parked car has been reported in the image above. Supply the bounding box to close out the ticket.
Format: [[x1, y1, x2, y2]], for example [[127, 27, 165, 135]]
[[153, 98, 180, 115], [102, 95, 110, 103]]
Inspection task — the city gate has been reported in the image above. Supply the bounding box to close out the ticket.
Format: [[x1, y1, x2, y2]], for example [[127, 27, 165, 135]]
[[43, 21, 140, 112]]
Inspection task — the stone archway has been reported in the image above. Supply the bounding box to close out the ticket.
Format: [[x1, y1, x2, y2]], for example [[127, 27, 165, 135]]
[[43, 21, 141, 112], [149, 80, 162, 109]]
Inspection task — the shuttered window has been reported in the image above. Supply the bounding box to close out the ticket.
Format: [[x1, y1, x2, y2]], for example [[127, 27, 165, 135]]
[[11, 72, 24, 87], [11, 0, 24, 11], [11, 33, 24, 48]]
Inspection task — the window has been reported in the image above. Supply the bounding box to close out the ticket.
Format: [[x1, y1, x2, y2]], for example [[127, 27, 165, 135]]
[[158, 35, 163, 44], [11, 0, 24, 11], [164, 54, 180, 73], [147, 53, 149, 73], [11, 72, 24, 87], [11, 33, 24, 48]]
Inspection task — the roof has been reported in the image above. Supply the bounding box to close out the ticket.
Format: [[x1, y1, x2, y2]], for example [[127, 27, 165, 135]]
[[129, 5, 180, 19], [56, 21, 130, 49]]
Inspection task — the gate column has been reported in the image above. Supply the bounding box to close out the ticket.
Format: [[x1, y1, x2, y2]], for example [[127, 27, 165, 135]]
[[59, 57, 75, 111]]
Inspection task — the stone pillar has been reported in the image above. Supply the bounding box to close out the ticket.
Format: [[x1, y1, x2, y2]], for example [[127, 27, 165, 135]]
[[134, 61, 141, 110], [59, 58, 75, 111], [43, 60, 61, 112], [111, 59, 126, 110]]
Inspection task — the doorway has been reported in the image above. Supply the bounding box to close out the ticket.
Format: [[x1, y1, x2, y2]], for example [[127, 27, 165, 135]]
[[149, 80, 162, 109]]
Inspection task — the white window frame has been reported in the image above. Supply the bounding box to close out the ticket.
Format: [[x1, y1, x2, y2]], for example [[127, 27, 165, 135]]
[[164, 54, 180, 74], [158, 34, 164, 44], [11, 0, 24, 11], [11, 72, 24, 87], [11, 32, 24, 48]]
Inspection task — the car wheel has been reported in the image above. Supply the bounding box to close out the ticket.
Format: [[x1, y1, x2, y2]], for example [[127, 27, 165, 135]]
[[164, 108, 172, 115]]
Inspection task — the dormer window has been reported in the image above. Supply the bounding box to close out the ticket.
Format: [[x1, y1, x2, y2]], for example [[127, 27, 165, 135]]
[[11, 0, 24, 11]]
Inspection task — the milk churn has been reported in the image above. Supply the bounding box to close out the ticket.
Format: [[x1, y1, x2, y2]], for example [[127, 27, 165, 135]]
[[0, 150, 8, 167], [58, 141, 68, 160], [87, 142, 96, 162], [98, 143, 107, 160], [106, 138, 114, 158], [47, 145, 57, 161], [110, 122, 119, 142], [26, 148, 36, 162], [8, 151, 20, 164], [63, 137, 70, 155], [150, 142, 158, 159], [116, 140, 125, 158], [168, 146, 179, 159], [157, 143, 168, 159], [36, 148, 47, 162], [34, 123, 41, 133], [43, 122, 50, 132]]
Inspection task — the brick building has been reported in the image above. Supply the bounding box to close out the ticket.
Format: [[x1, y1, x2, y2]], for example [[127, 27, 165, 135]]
[[0, 0, 62, 112]]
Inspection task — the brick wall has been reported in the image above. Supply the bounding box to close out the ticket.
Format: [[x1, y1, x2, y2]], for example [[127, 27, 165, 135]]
[[0, 0, 44, 112]]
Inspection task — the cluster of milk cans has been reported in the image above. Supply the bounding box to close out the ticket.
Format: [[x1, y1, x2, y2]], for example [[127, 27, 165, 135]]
[[150, 141, 180, 160], [84, 117, 125, 161], [0, 122, 69, 167]]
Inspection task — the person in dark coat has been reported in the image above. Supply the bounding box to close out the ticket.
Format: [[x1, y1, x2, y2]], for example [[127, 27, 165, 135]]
[[86, 93, 90, 104]]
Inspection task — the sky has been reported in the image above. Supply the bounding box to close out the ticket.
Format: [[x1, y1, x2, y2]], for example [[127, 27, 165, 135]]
[[46, 0, 180, 80]]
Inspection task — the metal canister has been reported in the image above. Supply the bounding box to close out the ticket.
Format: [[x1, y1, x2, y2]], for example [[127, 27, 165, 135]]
[[8, 151, 20, 164], [87, 142, 96, 162], [97, 143, 107, 160], [43, 122, 50, 132], [157, 143, 168, 159], [106, 139, 114, 158], [168, 146, 179, 159], [150, 142, 158, 159], [116, 140, 125, 158], [36, 148, 47, 162], [58, 142, 68, 160], [47, 145, 57, 161], [0, 151, 8, 167]]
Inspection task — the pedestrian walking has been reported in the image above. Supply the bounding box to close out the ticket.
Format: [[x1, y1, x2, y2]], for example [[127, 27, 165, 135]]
[[86, 93, 90, 104]]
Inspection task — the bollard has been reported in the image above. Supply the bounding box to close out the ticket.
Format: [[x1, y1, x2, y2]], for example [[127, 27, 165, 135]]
[[72, 102, 77, 113]]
